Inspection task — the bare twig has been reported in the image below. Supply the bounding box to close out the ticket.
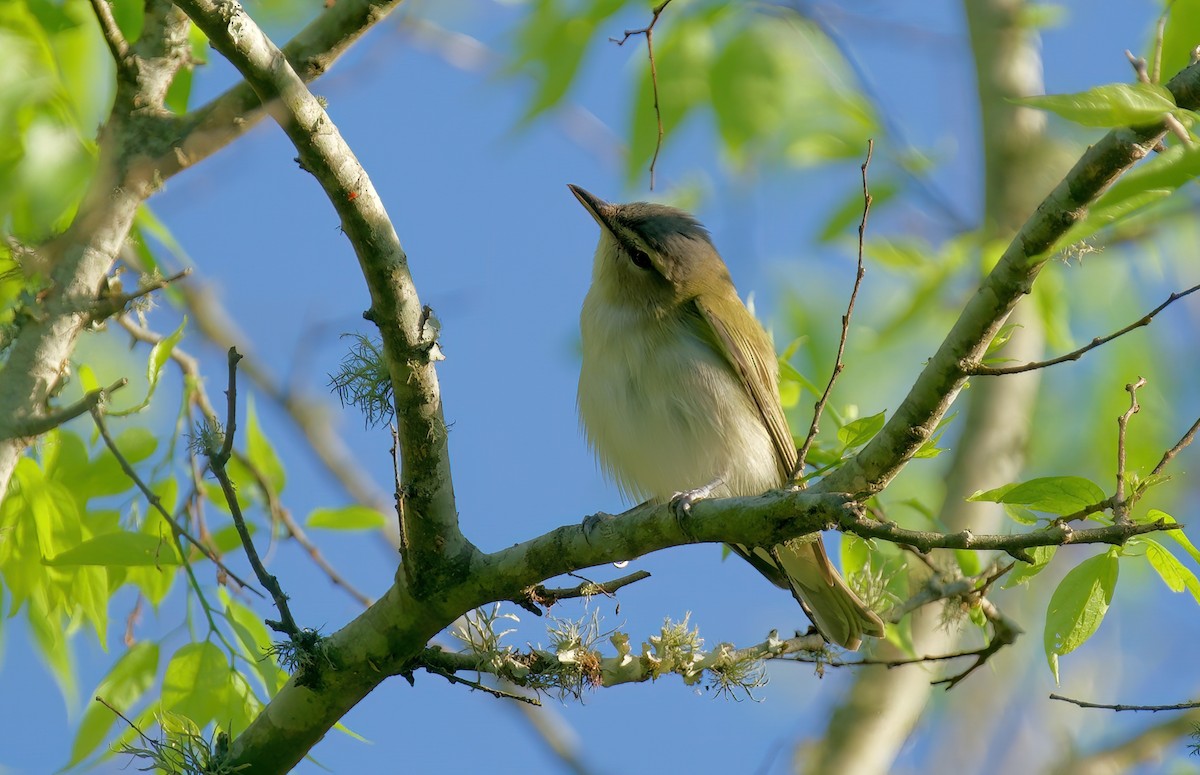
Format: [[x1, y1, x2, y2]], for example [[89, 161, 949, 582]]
[[612, 0, 673, 189], [205, 348, 299, 637], [6, 378, 128, 439], [969, 283, 1200, 376], [795, 139, 873, 479], [1151, 415, 1200, 476], [420, 663, 542, 706], [236, 451, 374, 608], [524, 570, 652, 611], [840, 509, 1180, 563], [1114, 377, 1147, 523], [90, 269, 192, 323], [1050, 694, 1200, 712], [88, 405, 259, 593], [88, 0, 131, 65]]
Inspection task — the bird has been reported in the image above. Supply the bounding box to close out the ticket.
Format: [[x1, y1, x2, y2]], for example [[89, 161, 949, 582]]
[[570, 184, 885, 650]]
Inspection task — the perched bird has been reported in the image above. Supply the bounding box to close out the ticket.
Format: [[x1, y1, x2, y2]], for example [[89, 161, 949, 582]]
[[570, 185, 884, 650]]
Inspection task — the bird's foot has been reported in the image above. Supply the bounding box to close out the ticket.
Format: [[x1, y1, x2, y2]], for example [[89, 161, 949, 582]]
[[668, 478, 723, 538]]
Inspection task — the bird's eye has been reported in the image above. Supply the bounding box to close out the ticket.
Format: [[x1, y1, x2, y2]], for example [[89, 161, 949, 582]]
[[627, 246, 652, 269]]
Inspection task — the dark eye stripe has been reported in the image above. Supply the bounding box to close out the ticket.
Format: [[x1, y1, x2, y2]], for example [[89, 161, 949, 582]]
[[628, 246, 652, 269]]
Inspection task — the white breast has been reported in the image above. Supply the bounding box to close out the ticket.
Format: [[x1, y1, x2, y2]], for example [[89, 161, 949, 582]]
[[578, 293, 780, 503]]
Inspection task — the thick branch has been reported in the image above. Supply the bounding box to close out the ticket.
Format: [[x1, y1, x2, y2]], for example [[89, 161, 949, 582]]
[[817, 58, 1200, 498], [156, 0, 409, 180], [175, 0, 466, 578]]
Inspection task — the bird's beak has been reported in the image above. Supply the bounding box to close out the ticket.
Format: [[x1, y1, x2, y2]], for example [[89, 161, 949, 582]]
[[567, 184, 618, 235]]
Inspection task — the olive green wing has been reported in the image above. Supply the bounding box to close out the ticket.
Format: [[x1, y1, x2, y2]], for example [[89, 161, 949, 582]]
[[691, 295, 798, 480]]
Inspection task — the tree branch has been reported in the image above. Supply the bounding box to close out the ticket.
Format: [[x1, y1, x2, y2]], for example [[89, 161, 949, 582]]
[[1050, 694, 1200, 712], [968, 282, 1200, 376], [174, 0, 467, 581], [4, 378, 128, 439], [204, 349, 299, 638], [612, 0, 673, 189], [88, 404, 259, 593], [795, 139, 872, 479], [816, 57, 1200, 499], [155, 0, 409, 181]]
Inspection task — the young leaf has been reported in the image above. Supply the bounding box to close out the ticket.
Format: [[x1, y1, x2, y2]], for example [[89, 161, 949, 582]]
[[66, 642, 159, 768], [1044, 552, 1118, 683], [969, 476, 1106, 516], [1142, 537, 1200, 605], [44, 531, 181, 567], [1004, 545, 1056, 588], [838, 411, 886, 450], [1017, 82, 1176, 127], [246, 398, 286, 494], [307, 505, 388, 531], [161, 642, 233, 728], [1144, 509, 1200, 565]]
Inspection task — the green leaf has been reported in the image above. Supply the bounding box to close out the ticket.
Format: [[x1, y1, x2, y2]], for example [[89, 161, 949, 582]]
[[969, 476, 1106, 516], [221, 589, 286, 696], [837, 411, 886, 450], [306, 505, 388, 531], [840, 533, 870, 580], [710, 26, 787, 154], [1143, 509, 1200, 565], [1017, 82, 1176, 127], [1142, 537, 1200, 605], [1159, 0, 1200, 85], [112, 317, 185, 416], [148, 317, 185, 395], [246, 397, 286, 494], [44, 531, 181, 567], [67, 642, 159, 768], [1004, 545, 1057, 588], [29, 601, 77, 703], [161, 642, 232, 728], [1044, 552, 1118, 683]]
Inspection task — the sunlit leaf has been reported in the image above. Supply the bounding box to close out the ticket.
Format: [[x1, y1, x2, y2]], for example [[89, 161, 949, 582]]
[[837, 411, 886, 450], [1142, 536, 1200, 605], [1004, 545, 1057, 588], [1017, 82, 1176, 127], [246, 397, 286, 494], [307, 505, 388, 531], [44, 531, 181, 566], [161, 642, 232, 727], [1044, 551, 1118, 683], [66, 642, 159, 768], [969, 476, 1107, 516]]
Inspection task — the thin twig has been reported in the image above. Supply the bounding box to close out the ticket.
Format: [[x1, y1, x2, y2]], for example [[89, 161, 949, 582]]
[[6, 378, 129, 439], [840, 509, 1180, 563], [236, 450, 374, 608], [970, 283, 1200, 376], [90, 269, 192, 323], [524, 570, 652, 611], [95, 696, 150, 743], [87, 0, 130, 64], [89, 405, 259, 594], [612, 0, 672, 189], [206, 349, 299, 637], [1152, 12, 1167, 84], [1050, 694, 1200, 712], [794, 139, 873, 479], [1114, 377, 1147, 523], [1151, 415, 1200, 476], [421, 663, 542, 705]]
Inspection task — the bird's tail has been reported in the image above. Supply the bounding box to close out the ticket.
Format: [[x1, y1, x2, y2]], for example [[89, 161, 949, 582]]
[[731, 539, 885, 651]]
